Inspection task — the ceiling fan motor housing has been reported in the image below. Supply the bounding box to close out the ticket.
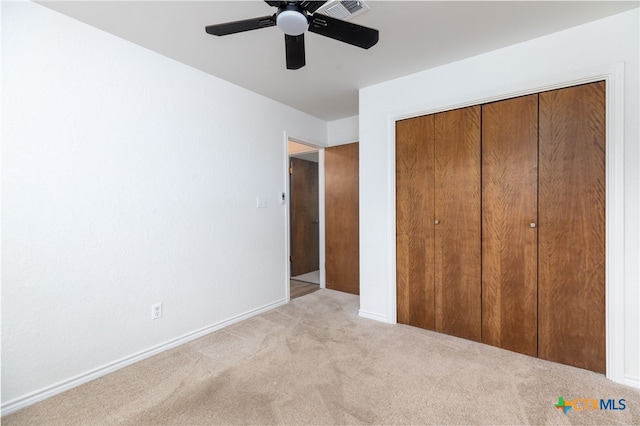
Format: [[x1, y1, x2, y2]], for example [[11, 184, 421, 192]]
[[276, 4, 309, 36]]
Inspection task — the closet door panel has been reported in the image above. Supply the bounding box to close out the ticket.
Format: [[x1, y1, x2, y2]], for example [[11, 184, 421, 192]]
[[538, 81, 606, 373], [434, 106, 482, 342], [481, 95, 539, 356], [396, 115, 436, 329]]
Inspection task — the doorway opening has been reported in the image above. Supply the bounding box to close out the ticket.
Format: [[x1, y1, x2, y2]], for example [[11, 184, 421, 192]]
[[288, 138, 323, 299]]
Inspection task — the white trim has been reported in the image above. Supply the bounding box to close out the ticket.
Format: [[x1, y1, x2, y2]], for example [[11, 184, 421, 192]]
[[604, 63, 626, 386], [387, 109, 398, 325], [0, 298, 287, 415], [358, 309, 390, 323], [318, 149, 327, 289], [284, 131, 292, 302], [385, 63, 626, 384], [625, 375, 640, 389]]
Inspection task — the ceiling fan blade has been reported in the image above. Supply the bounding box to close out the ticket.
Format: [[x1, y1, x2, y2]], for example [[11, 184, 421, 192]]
[[264, 1, 286, 7], [265, 1, 324, 12], [308, 13, 379, 49], [205, 15, 275, 36], [285, 34, 306, 70], [299, 1, 327, 14]]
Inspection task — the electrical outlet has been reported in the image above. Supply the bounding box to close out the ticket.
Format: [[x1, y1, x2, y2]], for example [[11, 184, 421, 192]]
[[151, 303, 162, 320]]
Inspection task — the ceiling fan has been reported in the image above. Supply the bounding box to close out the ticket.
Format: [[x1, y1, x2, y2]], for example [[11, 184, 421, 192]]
[[205, 1, 379, 70]]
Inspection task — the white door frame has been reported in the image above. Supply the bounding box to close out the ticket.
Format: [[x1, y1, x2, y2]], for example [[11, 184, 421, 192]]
[[283, 133, 326, 301]]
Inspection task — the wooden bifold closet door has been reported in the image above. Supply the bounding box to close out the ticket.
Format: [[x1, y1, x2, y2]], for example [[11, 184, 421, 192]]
[[434, 107, 481, 341], [396, 106, 481, 341], [396, 115, 436, 329], [396, 81, 605, 374], [538, 82, 606, 373], [481, 94, 539, 357]]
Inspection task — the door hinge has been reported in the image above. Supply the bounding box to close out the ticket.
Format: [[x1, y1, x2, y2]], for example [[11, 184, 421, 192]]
[[289, 255, 292, 262], [289, 167, 293, 174]]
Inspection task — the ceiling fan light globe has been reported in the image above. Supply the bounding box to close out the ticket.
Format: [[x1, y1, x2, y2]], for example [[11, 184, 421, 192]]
[[276, 10, 307, 36]]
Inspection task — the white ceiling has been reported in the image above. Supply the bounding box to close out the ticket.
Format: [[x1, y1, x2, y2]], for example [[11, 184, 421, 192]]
[[39, 1, 639, 121]]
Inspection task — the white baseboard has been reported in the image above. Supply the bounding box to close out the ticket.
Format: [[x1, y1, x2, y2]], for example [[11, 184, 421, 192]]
[[625, 374, 640, 389], [1, 298, 287, 416], [358, 309, 390, 323]]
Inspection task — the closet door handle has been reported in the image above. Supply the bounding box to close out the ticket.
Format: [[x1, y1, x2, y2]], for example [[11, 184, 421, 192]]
[[530, 223, 536, 228], [434, 220, 440, 225]]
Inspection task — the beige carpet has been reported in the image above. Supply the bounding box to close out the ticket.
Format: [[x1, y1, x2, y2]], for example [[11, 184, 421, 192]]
[[4, 289, 639, 425]]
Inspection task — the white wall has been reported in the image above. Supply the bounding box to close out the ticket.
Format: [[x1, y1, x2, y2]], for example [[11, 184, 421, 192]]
[[359, 9, 640, 387], [327, 115, 359, 146], [1, 1, 326, 410]]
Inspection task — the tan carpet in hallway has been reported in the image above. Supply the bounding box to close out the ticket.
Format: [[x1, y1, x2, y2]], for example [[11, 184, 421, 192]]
[[290, 279, 320, 299], [291, 270, 320, 285], [4, 289, 639, 425]]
